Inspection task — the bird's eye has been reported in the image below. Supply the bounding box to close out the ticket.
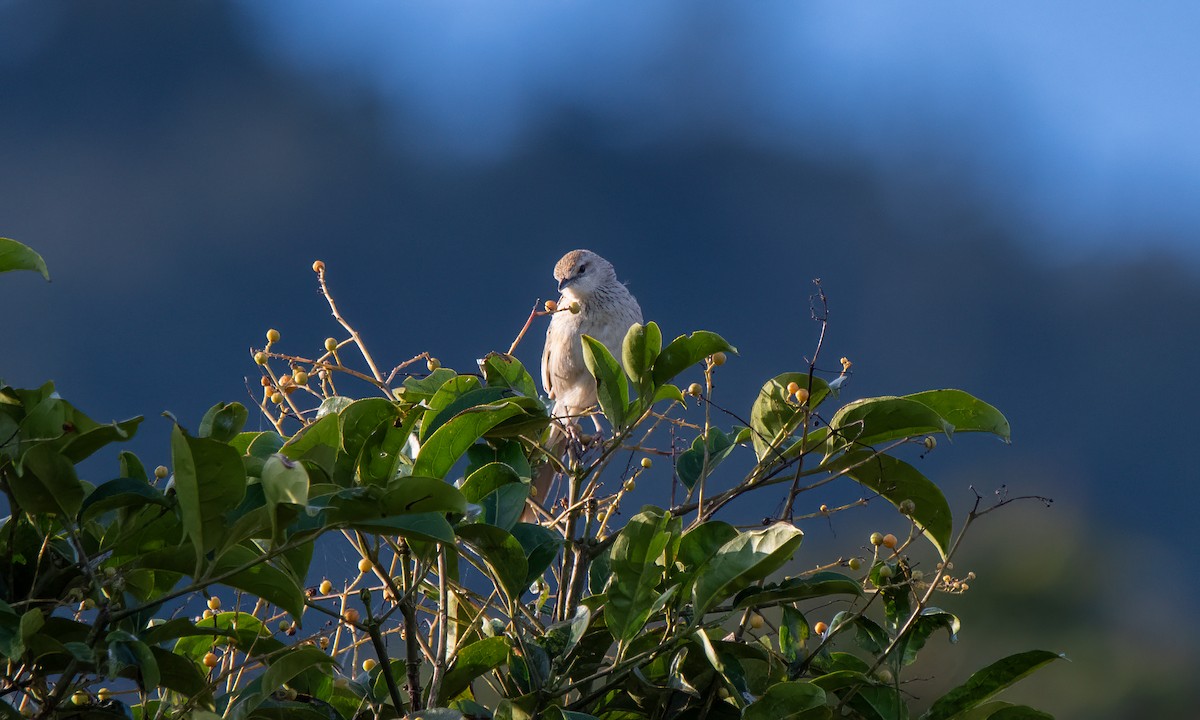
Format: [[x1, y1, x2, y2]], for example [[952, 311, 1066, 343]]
[[578, 263, 588, 274]]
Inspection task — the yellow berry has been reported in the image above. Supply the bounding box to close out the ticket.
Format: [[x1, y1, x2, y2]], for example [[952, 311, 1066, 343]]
[[711, 351, 727, 366], [794, 388, 810, 404], [569, 301, 581, 314], [324, 338, 338, 353], [154, 465, 169, 479], [623, 479, 636, 493], [358, 558, 372, 574], [960, 583, 970, 591], [267, 329, 280, 343], [202, 609, 214, 619], [882, 533, 898, 549], [72, 691, 88, 706], [254, 352, 268, 365], [319, 636, 330, 650], [362, 658, 377, 672], [786, 381, 801, 395], [294, 370, 309, 385], [312, 260, 325, 273], [427, 357, 441, 371], [544, 300, 558, 312], [848, 557, 862, 571], [97, 688, 112, 702], [813, 621, 829, 635], [279, 373, 293, 387], [207, 596, 221, 610], [203, 652, 219, 668], [260, 376, 272, 387], [870, 532, 884, 547], [270, 392, 284, 405], [840, 357, 852, 371], [967, 571, 976, 581], [343, 608, 359, 624], [640, 457, 652, 469], [878, 565, 894, 579], [687, 383, 703, 397], [819, 504, 830, 515], [749, 613, 764, 630], [924, 436, 937, 451], [320, 579, 333, 595]]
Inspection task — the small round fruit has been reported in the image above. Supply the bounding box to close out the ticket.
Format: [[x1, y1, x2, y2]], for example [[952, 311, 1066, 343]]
[[882, 533, 898, 549], [819, 504, 830, 515], [266, 328, 280, 343], [960, 583, 970, 591], [813, 621, 829, 635], [319, 579, 333, 595], [898, 499, 916, 515], [569, 301, 581, 314], [260, 376, 272, 387], [72, 691, 88, 706], [270, 392, 284, 405], [207, 596, 221, 610], [848, 557, 862, 571], [544, 300, 558, 312], [343, 608, 360, 624], [749, 613, 764, 630], [427, 357, 441, 371], [640, 457, 652, 469], [254, 352, 268, 365], [687, 383, 703, 397], [711, 351, 727, 366], [81, 598, 96, 611], [278, 620, 291, 633], [869, 532, 884, 547], [203, 652, 219, 669], [358, 558, 372, 574], [786, 381, 801, 395], [318, 636, 330, 650], [877, 565, 894, 579], [312, 260, 326, 273], [202, 609, 214, 619], [294, 370, 309, 385], [324, 338, 338, 353], [623, 479, 636, 493], [967, 571, 976, 581], [362, 658, 377, 672], [97, 688, 112, 702], [924, 436, 937, 451], [794, 388, 810, 404], [154, 465, 169, 479]]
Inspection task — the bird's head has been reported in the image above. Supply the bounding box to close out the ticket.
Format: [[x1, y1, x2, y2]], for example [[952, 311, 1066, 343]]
[[553, 249, 616, 297]]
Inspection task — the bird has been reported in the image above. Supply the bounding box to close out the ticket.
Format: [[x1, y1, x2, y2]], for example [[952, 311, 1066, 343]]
[[529, 250, 643, 520]]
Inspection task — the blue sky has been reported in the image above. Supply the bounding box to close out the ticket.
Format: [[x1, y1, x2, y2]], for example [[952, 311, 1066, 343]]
[[238, 1, 1200, 258]]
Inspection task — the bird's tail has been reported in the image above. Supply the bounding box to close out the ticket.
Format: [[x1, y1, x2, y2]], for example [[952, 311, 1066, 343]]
[[525, 422, 568, 523]]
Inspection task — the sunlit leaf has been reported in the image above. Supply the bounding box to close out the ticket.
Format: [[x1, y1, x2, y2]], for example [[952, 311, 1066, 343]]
[[921, 650, 1064, 720], [581, 335, 629, 429], [0, 238, 49, 280], [742, 681, 829, 720], [836, 451, 952, 559], [693, 523, 803, 615]]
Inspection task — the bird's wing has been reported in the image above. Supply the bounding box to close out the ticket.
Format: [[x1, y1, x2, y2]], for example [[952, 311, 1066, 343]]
[[541, 318, 556, 401]]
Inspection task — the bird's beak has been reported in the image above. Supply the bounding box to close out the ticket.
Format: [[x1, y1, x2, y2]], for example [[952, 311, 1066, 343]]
[[558, 277, 573, 292]]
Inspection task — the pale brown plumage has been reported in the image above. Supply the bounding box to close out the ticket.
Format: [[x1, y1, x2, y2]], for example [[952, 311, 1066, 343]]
[[529, 250, 642, 519]]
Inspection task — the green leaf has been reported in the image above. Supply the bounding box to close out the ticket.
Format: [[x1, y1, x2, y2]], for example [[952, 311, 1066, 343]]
[[921, 650, 1064, 720], [423, 382, 507, 441], [339, 397, 401, 460], [734, 572, 862, 609], [381, 475, 467, 515], [107, 630, 160, 691], [837, 451, 953, 559], [742, 681, 829, 720], [0, 238, 49, 280], [171, 425, 247, 565], [750, 373, 831, 463], [481, 482, 529, 531], [650, 331, 736, 387], [810, 670, 905, 720], [439, 636, 510, 703], [261, 454, 310, 540], [904, 389, 1011, 442], [280, 413, 340, 465], [456, 523, 529, 604], [151, 646, 211, 704], [413, 402, 524, 479], [481, 353, 540, 399], [581, 335, 629, 429], [460, 462, 522, 503], [956, 702, 1053, 720], [10, 443, 85, 516], [60, 416, 143, 464], [510, 522, 564, 586], [779, 606, 808, 663], [79, 477, 169, 522], [233, 645, 337, 718], [900, 608, 960, 666], [826, 397, 952, 455], [199, 402, 248, 443], [343, 512, 456, 544], [693, 523, 804, 615], [622, 321, 662, 384], [676, 426, 739, 490], [396, 367, 458, 403], [606, 509, 680, 649]]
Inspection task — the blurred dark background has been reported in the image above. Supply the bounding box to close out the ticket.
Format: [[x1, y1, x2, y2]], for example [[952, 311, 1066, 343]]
[[1, 2, 1196, 717]]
